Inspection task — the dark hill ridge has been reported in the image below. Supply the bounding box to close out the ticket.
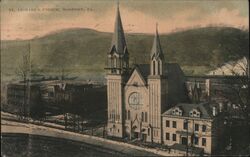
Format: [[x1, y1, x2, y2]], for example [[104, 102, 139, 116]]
[[1, 27, 249, 81]]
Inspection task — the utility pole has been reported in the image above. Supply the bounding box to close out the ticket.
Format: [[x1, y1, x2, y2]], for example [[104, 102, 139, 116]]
[[185, 119, 189, 157], [191, 119, 195, 156], [27, 42, 31, 118]]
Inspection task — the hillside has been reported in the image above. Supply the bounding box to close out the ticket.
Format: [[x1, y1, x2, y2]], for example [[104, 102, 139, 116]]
[[1, 27, 249, 81]]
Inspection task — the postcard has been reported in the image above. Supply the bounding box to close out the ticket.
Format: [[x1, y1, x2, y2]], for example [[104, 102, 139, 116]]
[[1, 0, 249, 156]]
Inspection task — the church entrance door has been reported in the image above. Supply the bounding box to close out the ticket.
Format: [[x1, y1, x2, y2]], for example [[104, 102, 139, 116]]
[[142, 134, 147, 142], [134, 132, 139, 139]]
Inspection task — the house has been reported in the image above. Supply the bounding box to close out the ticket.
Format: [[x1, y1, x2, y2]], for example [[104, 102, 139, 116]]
[[162, 102, 224, 155]]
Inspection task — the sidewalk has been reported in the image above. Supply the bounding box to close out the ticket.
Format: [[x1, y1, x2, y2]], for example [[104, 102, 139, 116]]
[[1, 119, 180, 156]]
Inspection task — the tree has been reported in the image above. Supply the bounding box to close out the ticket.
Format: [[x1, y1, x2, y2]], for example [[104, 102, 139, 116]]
[[223, 57, 249, 121], [221, 57, 250, 155], [15, 43, 32, 118]]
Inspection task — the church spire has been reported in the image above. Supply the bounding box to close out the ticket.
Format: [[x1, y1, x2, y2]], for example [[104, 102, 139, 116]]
[[110, 2, 127, 55], [106, 2, 129, 75], [150, 23, 165, 76], [151, 23, 164, 60]]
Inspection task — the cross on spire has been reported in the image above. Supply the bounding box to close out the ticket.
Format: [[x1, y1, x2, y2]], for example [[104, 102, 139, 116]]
[[117, 0, 119, 8]]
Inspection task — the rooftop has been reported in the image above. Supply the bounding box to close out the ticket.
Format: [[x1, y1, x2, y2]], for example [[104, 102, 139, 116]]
[[162, 102, 218, 119], [132, 63, 183, 82]]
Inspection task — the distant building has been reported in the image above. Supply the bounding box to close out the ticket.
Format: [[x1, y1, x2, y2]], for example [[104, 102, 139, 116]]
[[207, 57, 249, 76], [162, 102, 224, 155], [185, 75, 246, 111], [7, 82, 42, 116], [6, 81, 107, 117]]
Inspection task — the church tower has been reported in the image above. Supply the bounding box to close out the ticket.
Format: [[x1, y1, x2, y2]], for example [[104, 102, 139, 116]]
[[150, 23, 165, 75], [148, 24, 167, 143], [107, 3, 129, 75], [106, 3, 128, 138]]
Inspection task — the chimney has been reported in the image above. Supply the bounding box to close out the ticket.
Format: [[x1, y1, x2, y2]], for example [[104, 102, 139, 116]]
[[205, 79, 210, 97], [212, 106, 217, 116], [219, 103, 223, 112]]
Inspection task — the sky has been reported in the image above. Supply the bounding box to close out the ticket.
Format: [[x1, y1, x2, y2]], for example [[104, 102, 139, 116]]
[[1, 0, 249, 40]]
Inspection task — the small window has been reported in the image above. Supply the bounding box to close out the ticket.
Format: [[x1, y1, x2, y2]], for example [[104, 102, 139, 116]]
[[202, 138, 206, 146], [166, 133, 170, 140], [48, 92, 54, 97], [195, 124, 199, 131], [166, 120, 170, 127], [194, 137, 199, 145], [202, 125, 206, 132], [141, 112, 144, 122], [172, 134, 176, 141], [172, 121, 177, 128], [184, 121, 188, 130], [133, 82, 138, 86], [118, 129, 119, 133], [145, 112, 148, 122], [128, 110, 131, 120], [148, 128, 150, 135], [181, 137, 187, 145]]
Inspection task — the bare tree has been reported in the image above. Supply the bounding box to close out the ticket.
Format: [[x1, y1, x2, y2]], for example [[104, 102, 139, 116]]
[[223, 57, 249, 122], [15, 43, 32, 118]]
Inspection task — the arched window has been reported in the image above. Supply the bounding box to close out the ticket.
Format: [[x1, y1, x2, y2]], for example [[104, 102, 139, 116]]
[[141, 112, 144, 122], [114, 57, 117, 68], [158, 61, 161, 75], [153, 60, 155, 75]]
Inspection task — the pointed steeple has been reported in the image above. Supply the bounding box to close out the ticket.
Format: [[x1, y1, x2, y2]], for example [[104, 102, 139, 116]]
[[150, 23, 165, 76], [106, 2, 129, 75], [151, 23, 164, 60], [192, 81, 202, 104], [110, 2, 127, 55]]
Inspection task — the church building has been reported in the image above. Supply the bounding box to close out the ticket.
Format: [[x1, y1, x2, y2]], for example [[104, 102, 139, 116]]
[[106, 4, 187, 144]]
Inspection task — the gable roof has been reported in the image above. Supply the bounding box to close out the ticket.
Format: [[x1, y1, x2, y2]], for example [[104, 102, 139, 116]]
[[162, 102, 216, 119], [126, 66, 147, 86], [129, 63, 183, 81], [136, 64, 150, 80]]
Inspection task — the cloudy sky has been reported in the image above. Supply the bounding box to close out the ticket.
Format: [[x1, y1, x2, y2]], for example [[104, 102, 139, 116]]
[[1, 0, 249, 40]]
